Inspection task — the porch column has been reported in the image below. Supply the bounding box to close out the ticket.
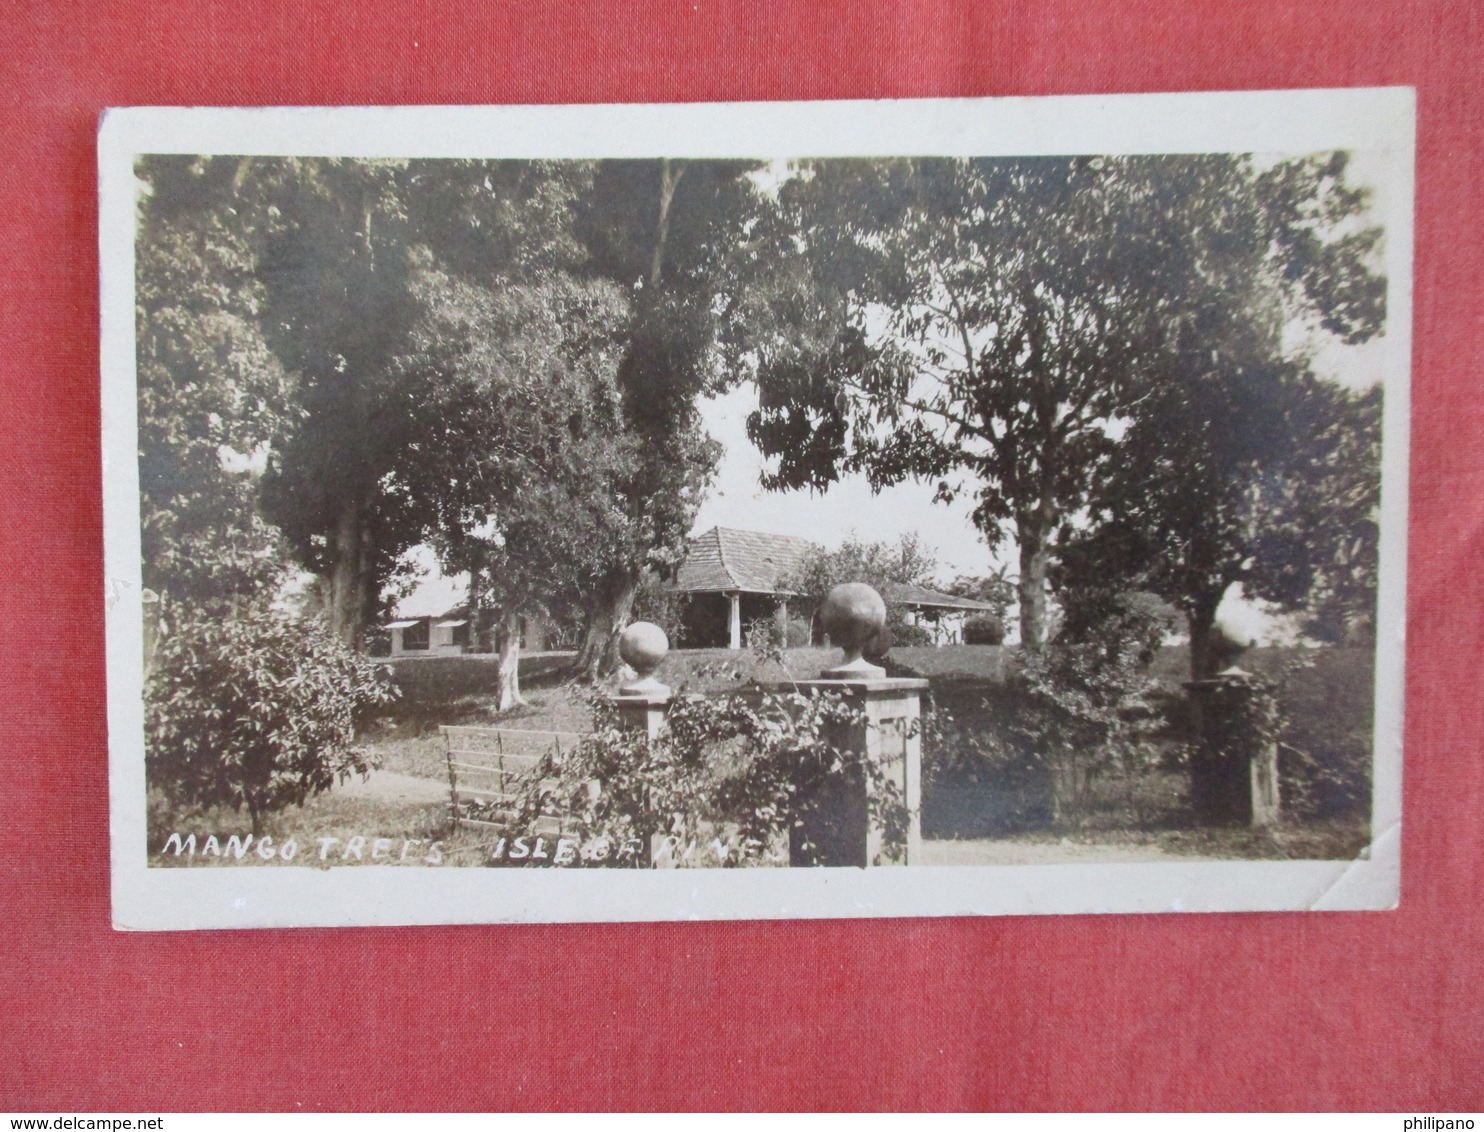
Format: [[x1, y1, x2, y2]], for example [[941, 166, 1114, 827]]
[[727, 591, 742, 650]]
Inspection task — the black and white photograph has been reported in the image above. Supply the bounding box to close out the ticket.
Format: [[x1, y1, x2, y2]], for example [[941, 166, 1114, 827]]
[[100, 92, 1412, 927]]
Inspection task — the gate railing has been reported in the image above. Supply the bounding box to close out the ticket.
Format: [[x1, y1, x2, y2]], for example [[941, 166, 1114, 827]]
[[440, 725, 582, 833]]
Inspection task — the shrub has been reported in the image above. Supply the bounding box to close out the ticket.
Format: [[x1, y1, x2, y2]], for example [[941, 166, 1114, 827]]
[[1280, 739, 1371, 819], [1274, 651, 1373, 819], [745, 616, 781, 651], [146, 606, 398, 834], [892, 620, 934, 647], [962, 616, 1006, 645], [1008, 595, 1169, 826], [745, 616, 816, 651], [501, 690, 908, 867]]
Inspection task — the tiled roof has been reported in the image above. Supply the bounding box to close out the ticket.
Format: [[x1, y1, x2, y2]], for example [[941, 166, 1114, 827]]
[[674, 527, 817, 594], [883, 582, 999, 613]]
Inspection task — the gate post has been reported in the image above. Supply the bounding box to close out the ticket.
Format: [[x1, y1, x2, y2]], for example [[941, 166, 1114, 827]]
[[1185, 666, 1281, 827], [614, 621, 671, 739], [784, 584, 926, 867]]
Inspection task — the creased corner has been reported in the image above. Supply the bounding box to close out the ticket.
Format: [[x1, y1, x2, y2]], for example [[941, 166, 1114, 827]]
[[1308, 821, 1401, 911]]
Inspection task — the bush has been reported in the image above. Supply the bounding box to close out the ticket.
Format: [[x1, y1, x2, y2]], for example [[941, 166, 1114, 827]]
[[784, 617, 814, 648], [1274, 651, 1373, 819], [1008, 596, 1169, 826], [892, 620, 934, 647], [500, 690, 908, 867], [916, 682, 1070, 837], [746, 616, 814, 651], [146, 607, 398, 834], [962, 616, 1006, 645]]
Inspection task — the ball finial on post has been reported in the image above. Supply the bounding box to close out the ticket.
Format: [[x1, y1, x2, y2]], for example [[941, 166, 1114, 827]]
[[618, 621, 670, 696], [820, 582, 888, 680]]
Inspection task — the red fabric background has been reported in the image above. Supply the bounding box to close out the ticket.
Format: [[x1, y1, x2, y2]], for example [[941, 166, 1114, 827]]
[[2, 0, 1480, 1112]]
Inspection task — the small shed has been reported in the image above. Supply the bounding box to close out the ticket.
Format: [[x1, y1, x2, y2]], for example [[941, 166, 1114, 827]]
[[673, 527, 817, 649]]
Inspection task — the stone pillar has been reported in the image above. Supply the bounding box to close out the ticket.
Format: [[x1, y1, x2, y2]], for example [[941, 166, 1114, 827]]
[[1185, 666, 1281, 827], [727, 592, 742, 650], [786, 676, 927, 867], [779, 583, 925, 867], [616, 688, 670, 740], [605, 623, 672, 867], [614, 621, 672, 739]]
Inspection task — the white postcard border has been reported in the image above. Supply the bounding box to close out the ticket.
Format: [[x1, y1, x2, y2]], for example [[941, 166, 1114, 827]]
[[101, 89, 1413, 929]]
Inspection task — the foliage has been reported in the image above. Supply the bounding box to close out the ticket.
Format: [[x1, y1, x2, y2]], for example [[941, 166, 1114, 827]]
[[1005, 594, 1175, 826], [499, 690, 908, 867], [145, 606, 398, 834], [394, 260, 638, 706], [745, 616, 813, 651], [1280, 737, 1372, 821], [782, 531, 939, 646], [567, 159, 766, 676], [961, 617, 1006, 646], [891, 621, 935, 648], [743, 154, 1387, 656], [1055, 154, 1387, 677], [134, 157, 296, 642], [1271, 654, 1373, 819], [944, 571, 1015, 625], [250, 159, 610, 648], [1254, 384, 1383, 646], [136, 157, 757, 668], [629, 570, 689, 642]]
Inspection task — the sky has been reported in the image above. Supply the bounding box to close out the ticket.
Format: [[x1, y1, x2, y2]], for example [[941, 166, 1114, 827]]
[[691, 384, 994, 579]]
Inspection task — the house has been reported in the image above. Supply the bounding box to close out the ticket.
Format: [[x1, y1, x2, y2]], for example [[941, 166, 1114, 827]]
[[386, 607, 472, 657], [671, 527, 1002, 649], [673, 527, 816, 649]]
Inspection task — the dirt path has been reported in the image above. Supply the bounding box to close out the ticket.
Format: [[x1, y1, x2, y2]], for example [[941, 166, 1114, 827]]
[[335, 769, 449, 805]]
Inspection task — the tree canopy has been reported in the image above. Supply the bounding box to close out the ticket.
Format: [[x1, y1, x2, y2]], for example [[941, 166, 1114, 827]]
[[136, 158, 767, 658], [743, 153, 1387, 658], [136, 149, 1388, 687], [1055, 153, 1387, 675]]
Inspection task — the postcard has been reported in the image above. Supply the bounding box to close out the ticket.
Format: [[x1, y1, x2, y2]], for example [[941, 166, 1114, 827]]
[[100, 89, 1412, 927]]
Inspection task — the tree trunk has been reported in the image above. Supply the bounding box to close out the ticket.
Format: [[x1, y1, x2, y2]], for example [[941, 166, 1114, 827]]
[[574, 570, 641, 681], [1048, 756, 1083, 828], [1017, 519, 1051, 652], [496, 607, 524, 711], [327, 499, 372, 651], [467, 566, 494, 653], [650, 160, 684, 286], [1186, 596, 1222, 682]]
